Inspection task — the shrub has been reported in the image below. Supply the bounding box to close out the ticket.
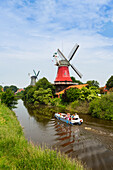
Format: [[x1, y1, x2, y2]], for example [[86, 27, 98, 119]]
[[33, 88, 53, 105], [61, 88, 81, 103], [89, 93, 113, 120], [1, 89, 17, 109], [50, 97, 62, 106], [22, 86, 35, 103], [71, 100, 80, 109]]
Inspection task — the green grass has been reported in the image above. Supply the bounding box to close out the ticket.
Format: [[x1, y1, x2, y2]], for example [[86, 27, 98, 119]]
[[0, 103, 85, 170], [66, 100, 89, 114]]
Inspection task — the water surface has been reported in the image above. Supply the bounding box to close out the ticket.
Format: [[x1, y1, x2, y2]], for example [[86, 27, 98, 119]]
[[14, 100, 113, 170]]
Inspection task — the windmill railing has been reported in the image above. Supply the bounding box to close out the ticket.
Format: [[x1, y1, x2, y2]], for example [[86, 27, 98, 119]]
[[54, 81, 77, 85]]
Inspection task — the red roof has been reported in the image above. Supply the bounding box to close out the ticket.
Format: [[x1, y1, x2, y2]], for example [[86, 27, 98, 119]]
[[56, 84, 88, 96]]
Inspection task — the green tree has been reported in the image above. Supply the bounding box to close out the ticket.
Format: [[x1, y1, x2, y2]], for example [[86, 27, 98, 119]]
[[71, 76, 83, 84], [86, 86, 100, 101], [62, 88, 81, 103], [89, 93, 113, 120], [62, 86, 100, 103], [86, 80, 99, 88], [106, 76, 113, 90], [10, 85, 18, 93], [22, 86, 35, 103], [0, 85, 3, 98], [4, 86, 10, 92], [35, 77, 55, 95], [0, 85, 3, 91], [33, 88, 53, 105], [1, 89, 17, 109]]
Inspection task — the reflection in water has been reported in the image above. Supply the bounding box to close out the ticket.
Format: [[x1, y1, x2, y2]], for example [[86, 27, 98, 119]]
[[53, 120, 113, 170], [14, 100, 113, 170]]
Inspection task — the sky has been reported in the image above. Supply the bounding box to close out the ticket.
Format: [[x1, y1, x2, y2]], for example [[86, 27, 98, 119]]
[[0, 0, 113, 88]]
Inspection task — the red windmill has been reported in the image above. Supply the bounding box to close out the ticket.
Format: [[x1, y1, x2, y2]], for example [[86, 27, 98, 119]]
[[53, 44, 82, 92]]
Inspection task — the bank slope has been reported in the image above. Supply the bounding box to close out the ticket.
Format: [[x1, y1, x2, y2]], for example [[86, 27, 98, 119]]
[[0, 103, 85, 170]]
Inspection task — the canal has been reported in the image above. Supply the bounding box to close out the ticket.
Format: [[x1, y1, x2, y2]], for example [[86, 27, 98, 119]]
[[13, 99, 113, 170]]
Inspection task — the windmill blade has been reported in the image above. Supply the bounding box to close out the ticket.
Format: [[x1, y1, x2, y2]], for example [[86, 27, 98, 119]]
[[57, 49, 69, 62], [33, 70, 37, 76], [70, 64, 83, 78], [36, 71, 40, 77], [68, 44, 79, 62]]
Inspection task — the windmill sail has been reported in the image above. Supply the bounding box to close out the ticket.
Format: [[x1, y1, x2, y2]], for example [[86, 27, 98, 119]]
[[70, 64, 82, 78], [37, 71, 40, 77], [68, 44, 79, 61], [57, 49, 68, 61], [33, 70, 37, 76]]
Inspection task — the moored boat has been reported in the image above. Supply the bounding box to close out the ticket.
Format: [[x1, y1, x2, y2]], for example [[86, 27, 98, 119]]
[[55, 113, 83, 125]]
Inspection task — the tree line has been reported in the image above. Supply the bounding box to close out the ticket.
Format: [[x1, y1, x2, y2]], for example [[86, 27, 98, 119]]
[[0, 75, 113, 120]]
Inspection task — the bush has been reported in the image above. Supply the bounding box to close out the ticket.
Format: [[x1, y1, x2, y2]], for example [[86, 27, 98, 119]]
[[50, 98, 62, 106], [33, 88, 53, 105], [61, 86, 100, 103], [22, 86, 35, 103], [62, 88, 81, 103], [106, 75, 113, 90], [71, 100, 80, 109], [1, 89, 17, 109], [35, 77, 55, 95], [89, 93, 113, 120], [69, 100, 89, 114]]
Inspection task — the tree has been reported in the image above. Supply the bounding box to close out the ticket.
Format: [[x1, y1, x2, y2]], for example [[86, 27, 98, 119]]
[[22, 85, 35, 103], [86, 86, 100, 101], [89, 93, 113, 120], [62, 88, 81, 102], [1, 89, 17, 109], [106, 76, 113, 90], [0, 85, 3, 98], [22, 77, 55, 104], [35, 77, 55, 95], [4, 86, 10, 92], [10, 85, 18, 93], [0, 85, 3, 92], [86, 80, 99, 88], [33, 88, 53, 105], [71, 76, 83, 84], [61, 86, 100, 103]]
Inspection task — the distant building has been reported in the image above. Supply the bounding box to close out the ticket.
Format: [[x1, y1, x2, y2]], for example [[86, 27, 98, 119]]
[[15, 88, 24, 94], [99, 85, 108, 94]]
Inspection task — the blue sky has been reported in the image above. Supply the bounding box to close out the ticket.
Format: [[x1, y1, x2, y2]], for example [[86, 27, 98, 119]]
[[0, 0, 113, 88]]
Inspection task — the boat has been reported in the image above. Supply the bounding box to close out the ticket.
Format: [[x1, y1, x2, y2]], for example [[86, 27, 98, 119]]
[[55, 113, 83, 125]]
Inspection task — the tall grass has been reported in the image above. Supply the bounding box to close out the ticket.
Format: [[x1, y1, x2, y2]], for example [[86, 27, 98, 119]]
[[66, 100, 89, 114], [0, 103, 85, 170]]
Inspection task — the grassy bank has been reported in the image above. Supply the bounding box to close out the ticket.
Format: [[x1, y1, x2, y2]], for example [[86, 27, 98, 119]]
[[0, 103, 85, 170], [66, 100, 89, 114]]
